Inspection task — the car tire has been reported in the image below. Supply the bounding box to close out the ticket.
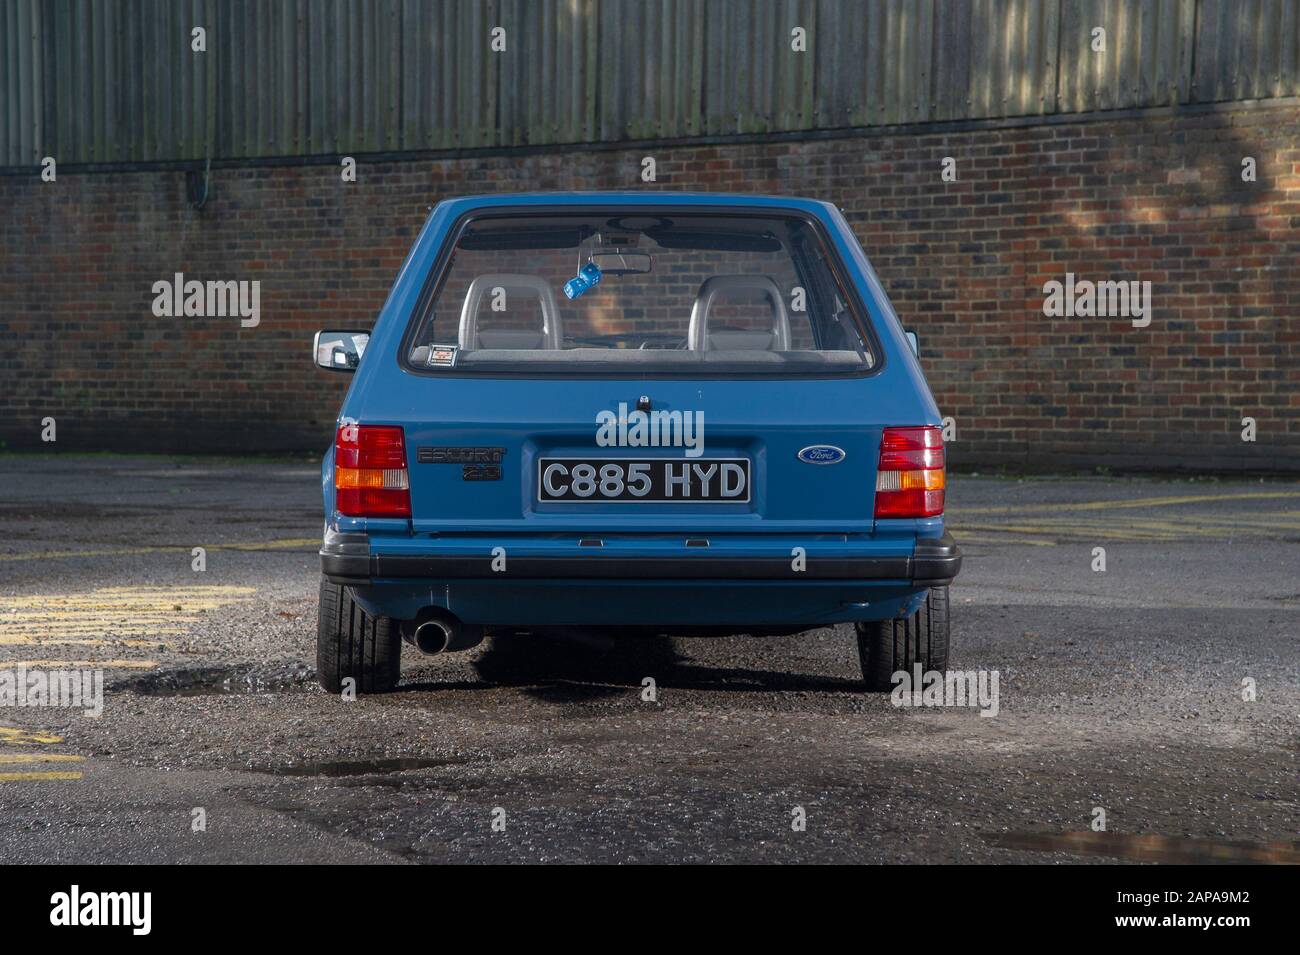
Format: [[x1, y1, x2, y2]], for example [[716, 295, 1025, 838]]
[[316, 577, 402, 694], [855, 585, 950, 692]]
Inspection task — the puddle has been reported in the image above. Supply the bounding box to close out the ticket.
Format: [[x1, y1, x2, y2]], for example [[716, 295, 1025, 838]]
[[125, 663, 316, 697], [982, 830, 1300, 864], [240, 756, 466, 778]]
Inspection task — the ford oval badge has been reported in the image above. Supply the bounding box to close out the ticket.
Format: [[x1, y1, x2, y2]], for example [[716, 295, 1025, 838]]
[[797, 445, 846, 465]]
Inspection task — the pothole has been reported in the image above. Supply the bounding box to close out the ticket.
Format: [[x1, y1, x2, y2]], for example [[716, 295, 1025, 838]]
[[239, 756, 469, 778], [982, 830, 1300, 864], [124, 663, 316, 697]]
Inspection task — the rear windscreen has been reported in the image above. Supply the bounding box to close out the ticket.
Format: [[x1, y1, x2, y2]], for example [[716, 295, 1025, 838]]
[[405, 211, 876, 376]]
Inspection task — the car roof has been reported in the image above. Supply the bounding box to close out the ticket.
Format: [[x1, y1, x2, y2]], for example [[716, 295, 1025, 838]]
[[432, 192, 838, 217]]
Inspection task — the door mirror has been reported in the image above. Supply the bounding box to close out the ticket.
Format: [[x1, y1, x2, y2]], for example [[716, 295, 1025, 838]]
[[314, 331, 370, 371], [905, 330, 919, 357]]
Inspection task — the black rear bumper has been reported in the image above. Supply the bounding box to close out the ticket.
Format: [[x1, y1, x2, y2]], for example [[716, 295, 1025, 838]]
[[321, 530, 962, 589], [911, 533, 963, 586]]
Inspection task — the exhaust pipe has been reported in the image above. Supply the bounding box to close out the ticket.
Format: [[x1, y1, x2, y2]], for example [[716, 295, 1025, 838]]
[[410, 618, 453, 655], [402, 611, 484, 655]]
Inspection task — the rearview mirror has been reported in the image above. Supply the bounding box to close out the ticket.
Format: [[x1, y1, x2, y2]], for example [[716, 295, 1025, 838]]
[[905, 330, 919, 357], [590, 251, 652, 275], [314, 330, 370, 371]]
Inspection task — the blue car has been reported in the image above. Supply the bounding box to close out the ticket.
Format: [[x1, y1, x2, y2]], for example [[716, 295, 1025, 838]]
[[313, 192, 960, 693]]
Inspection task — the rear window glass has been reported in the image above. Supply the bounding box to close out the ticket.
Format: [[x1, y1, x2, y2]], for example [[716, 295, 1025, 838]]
[[405, 211, 875, 376]]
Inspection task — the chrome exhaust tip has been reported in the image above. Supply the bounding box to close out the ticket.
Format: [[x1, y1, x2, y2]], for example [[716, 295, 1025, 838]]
[[409, 618, 454, 655], [402, 611, 484, 655]]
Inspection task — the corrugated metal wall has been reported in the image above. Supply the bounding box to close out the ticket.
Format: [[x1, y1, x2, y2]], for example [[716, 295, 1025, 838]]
[[2, 0, 1298, 167]]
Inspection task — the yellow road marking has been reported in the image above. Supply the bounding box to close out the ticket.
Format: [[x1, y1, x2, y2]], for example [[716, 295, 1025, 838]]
[[4, 590, 239, 597], [943, 486, 1300, 545], [1160, 515, 1300, 532], [0, 540, 315, 562], [221, 539, 319, 551], [7, 660, 157, 669], [0, 621, 190, 629], [954, 521, 1186, 541], [1031, 517, 1209, 537], [0, 611, 227, 620], [4, 588, 255, 606], [0, 727, 63, 745], [957, 490, 1300, 516], [1, 624, 201, 634], [3, 606, 231, 616], [0, 637, 173, 648], [952, 502, 1300, 543], [0, 640, 179, 649], [0, 547, 172, 563], [947, 534, 1057, 547], [0, 605, 228, 613], [83, 586, 259, 594], [0, 624, 188, 633], [0, 726, 82, 783], [0, 585, 253, 665]]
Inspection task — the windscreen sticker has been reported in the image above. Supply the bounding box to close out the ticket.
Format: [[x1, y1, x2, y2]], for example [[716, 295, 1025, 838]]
[[425, 344, 459, 367]]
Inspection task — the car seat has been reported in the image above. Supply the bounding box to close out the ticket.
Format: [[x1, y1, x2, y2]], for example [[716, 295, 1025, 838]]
[[458, 274, 562, 350], [686, 275, 792, 351]]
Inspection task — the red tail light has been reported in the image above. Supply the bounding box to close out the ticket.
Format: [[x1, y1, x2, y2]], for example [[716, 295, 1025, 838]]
[[334, 424, 411, 518], [874, 426, 945, 518]]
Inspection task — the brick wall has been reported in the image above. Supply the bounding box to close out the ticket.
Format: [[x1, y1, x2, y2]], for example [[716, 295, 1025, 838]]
[[2, 101, 1297, 471]]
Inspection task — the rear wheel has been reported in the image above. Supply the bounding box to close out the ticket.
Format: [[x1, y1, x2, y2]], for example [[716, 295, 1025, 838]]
[[855, 586, 950, 691], [316, 577, 402, 694]]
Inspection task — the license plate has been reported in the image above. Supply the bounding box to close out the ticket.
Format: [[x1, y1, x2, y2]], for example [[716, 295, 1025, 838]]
[[538, 457, 750, 503]]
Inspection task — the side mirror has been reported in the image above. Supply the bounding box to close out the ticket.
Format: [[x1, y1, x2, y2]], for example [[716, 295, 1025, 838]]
[[905, 330, 919, 357], [314, 330, 370, 372]]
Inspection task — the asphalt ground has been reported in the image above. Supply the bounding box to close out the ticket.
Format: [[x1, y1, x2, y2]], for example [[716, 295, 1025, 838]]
[[0, 453, 1296, 863]]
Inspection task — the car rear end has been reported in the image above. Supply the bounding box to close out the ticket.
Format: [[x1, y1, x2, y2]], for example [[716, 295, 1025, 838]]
[[315, 193, 959, 692]]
